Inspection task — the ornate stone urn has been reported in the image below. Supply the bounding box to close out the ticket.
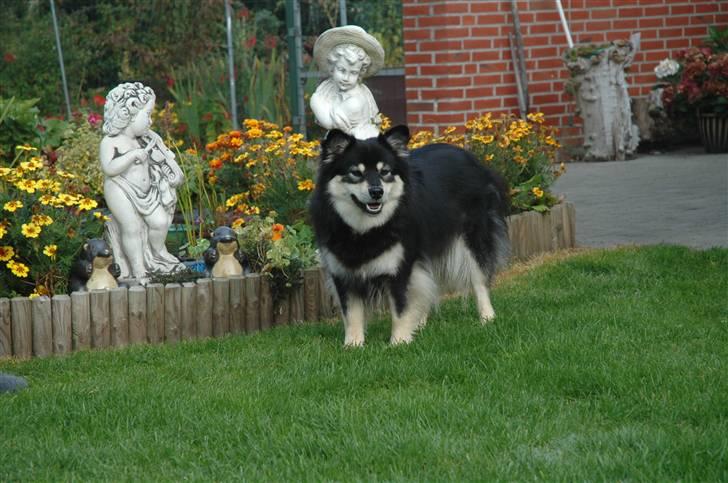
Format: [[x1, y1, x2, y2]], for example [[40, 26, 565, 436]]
[[565, 39, 640, 160]]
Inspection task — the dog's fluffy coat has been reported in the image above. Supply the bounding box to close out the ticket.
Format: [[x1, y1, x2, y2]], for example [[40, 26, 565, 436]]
[[309, 126, 510, 345]]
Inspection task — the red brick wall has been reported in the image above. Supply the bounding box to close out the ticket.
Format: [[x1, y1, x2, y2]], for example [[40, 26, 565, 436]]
[[402, 0, 727, 145]]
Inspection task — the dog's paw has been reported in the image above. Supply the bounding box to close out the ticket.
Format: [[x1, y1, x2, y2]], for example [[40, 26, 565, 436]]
[[344, 336, 365, 347], [479, 312, 495, 325], [390, 333, 414, 345]]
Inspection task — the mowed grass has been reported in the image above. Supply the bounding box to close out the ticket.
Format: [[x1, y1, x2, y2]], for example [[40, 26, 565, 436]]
[[1, 245, 726, 481]]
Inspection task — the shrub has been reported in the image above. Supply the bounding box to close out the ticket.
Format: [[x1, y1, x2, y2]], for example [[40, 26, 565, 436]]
[[55, 115, 104, 198], [0, 146, 105, 297], [205, 119, 318, 226], [409, 112, 564, 213], [235, 212, 317, 301]]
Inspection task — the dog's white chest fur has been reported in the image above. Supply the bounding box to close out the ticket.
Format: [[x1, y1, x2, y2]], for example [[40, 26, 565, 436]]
[[322, 243, 404, 279]]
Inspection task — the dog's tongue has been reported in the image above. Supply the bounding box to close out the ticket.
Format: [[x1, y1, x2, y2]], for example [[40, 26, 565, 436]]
[[366, 203, 382, 213]]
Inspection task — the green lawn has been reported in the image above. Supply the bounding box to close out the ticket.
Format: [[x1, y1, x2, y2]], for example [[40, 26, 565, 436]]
[[1, 245, 726, 481]]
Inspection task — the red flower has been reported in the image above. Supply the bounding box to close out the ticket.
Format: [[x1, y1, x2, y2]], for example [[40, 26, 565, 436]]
[[3, 52, 16, 63], [238, 6, 250, 20], [245, 35, 257, 49], [93, 95, 106, 107], [264, 35, 278, 50], [166, 76, 175, 88]]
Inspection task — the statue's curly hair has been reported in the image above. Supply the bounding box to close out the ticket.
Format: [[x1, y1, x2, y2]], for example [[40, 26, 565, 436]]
[[326, 44, 372, 80], [102, 82, 154, 136]]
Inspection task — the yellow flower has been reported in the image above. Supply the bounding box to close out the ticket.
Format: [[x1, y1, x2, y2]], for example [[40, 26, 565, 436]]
[[246, 127, 264, 139], [527, 112, 545, 124], [0, 167, 10, 178], [231, 218, 245, 229], [78, 198, 98, 211], [36, 179, 55, 191], [57, 193, 79, 206], [0, 246, 14, 261], [56, 169, 76, 179], [28, 293, 40, 300], [297, 179, 315, 191], [32, 214, 53, 226], [43, 244, 58, 258], [245, 205, 260, 216], [8, 260, 29, 278], [93, 211, 110, 222], [21, 223, 42, 238], [15, 144, 37, 152], [243, 119, 260, 129], [472, 134, 495, 145], [15, 179, 37, 193], [39, 194, 56, 205], [532, 187, 544, 198], [3, 200, 23, 212], [0, 225, 5, 239]]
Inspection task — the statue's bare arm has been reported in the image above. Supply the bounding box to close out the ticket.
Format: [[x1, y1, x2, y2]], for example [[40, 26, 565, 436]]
[[99, 137, 147, 177]]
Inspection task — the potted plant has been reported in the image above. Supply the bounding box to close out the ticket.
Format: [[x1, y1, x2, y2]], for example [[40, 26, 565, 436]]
[[658, 27, 728, 153]]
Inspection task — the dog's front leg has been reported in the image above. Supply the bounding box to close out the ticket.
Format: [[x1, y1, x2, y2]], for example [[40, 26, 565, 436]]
[[389, 264, 437, 345], [334, 280, 366, 346]]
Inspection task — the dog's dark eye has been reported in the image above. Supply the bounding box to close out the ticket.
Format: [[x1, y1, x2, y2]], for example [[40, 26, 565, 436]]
[[348, 169, 363, 178], [380, 168, 392, 176]]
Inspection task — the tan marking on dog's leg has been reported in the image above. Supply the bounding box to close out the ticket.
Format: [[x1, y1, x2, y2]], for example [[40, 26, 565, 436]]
[[343, 296, 366, 346]]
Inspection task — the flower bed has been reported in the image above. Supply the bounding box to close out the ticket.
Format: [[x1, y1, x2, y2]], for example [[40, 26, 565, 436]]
[[0, 202, 575, 360]]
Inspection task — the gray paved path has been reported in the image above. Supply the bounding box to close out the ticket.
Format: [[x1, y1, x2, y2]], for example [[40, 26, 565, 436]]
[[552, 147, 728, 249]]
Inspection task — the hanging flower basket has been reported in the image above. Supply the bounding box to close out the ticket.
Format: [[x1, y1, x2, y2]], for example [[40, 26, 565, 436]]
[[698, 112, 728, 153]]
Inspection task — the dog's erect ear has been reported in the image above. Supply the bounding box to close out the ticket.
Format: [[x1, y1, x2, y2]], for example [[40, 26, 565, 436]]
[[381, 125, 410, 159], [321, 129, 354, 164]]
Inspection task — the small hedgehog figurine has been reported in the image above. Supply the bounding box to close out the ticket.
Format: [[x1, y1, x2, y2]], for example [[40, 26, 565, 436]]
[[203, 226, 245, 278], [69, 239, 121, 292]]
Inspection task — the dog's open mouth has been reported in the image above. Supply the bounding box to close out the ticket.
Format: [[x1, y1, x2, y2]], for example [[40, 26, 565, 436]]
[[352, 195, 384, 215], [365, 202, 382, 214]]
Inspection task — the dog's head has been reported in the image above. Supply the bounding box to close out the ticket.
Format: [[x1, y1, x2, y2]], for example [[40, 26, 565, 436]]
[[318, 126, 410, 233]]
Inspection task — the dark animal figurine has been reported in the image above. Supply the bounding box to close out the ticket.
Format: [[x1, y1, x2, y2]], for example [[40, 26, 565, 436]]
[[203, 226, 245, 278], [69, 239, 121, 293]]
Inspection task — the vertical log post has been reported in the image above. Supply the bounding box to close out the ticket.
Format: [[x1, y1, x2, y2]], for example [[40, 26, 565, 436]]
[[259, 275, 274, 330], [164, 284, 182, 343], [0, 298, 11, 358], [181, 282, 197, 340], [32, 296, 53, 357], [71, 291, 91, 350], [128, 286, 147, 344], [146, 283, 164, 344], [212, 279, 230, 337], [290, 283, 304, 324], [90, 290, 111, 349], [245, 274, 260, 333], [229, 276, 245, 334], [11, 297, 32, 358], [303, 268, 320, 323], [196, 278, 213, 338], [51, 295, 72, 355], [109, 287, 129, 348]]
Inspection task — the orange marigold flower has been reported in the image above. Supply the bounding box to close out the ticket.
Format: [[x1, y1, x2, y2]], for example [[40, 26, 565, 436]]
[[209, 158, 223, 170], [231, 218, 245, 229], [271, 223, 285, 241], [532, 187, 544, 198], [229, 130, 242, 138], [297, 179, 315, 191]]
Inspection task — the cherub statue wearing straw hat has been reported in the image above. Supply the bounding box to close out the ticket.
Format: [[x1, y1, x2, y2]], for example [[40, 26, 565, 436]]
[[310, 25, 385, 140]]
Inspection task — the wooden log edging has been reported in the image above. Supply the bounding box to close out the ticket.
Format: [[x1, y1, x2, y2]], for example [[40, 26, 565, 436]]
[[0, 202, 574, 359]]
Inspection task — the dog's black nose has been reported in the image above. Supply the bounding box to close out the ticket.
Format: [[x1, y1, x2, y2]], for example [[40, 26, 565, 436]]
[[368, 185, 384, 200]]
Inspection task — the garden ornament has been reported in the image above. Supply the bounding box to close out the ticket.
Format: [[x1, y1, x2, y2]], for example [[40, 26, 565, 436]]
[[310, 25, 385, 139], [68, 238, 121, 292], [203, 226, 245, 278], [100, 82, 185, 282]]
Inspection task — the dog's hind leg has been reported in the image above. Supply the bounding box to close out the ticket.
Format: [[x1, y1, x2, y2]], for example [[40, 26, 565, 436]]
[[471, 264, 495, 323], [389, 263, 437, 344]]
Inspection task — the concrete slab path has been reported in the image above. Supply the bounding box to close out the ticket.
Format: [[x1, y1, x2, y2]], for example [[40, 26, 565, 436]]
[[552, 147, 728, 249]]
